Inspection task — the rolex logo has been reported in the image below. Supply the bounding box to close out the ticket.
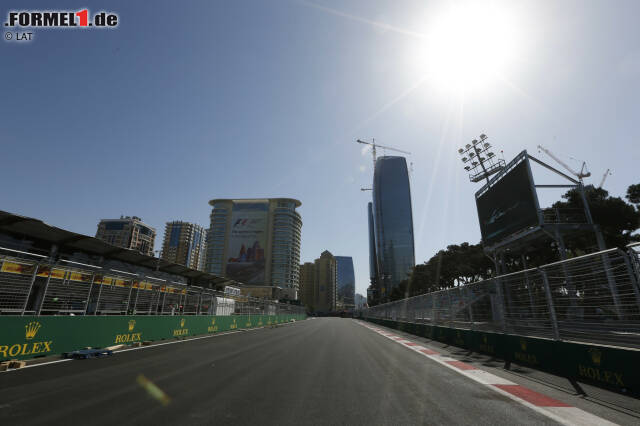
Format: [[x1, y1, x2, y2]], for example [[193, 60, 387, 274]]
[[589, 348, 602, 366], [180, 318, 186, 328], [128, 320, 136, 332], [520, 339, 527, 352], [25, 321, 41, 340], [211, 319, 216, 325]]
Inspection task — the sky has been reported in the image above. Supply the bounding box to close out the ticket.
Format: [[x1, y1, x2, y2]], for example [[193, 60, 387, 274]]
[[2, 0, 640, 297]]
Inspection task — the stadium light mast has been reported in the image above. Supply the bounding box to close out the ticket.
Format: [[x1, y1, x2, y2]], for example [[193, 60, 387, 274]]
[[458, 134, 505, 185]]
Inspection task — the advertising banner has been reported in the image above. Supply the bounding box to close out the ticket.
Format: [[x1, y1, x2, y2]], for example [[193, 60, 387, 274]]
[[476, 159, 540, 246], [1, 261, 36, 275], [0, 314, 306, 361], [226, 201, 268, 283]]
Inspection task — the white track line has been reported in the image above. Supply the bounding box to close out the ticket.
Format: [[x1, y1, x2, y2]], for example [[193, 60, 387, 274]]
[[355, 320, 616, 426]]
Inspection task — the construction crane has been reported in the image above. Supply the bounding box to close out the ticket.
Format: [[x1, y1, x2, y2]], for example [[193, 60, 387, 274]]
[[598, 169, 612, 188], [537, 145, 591, 182], [356, 139, 411, 170]]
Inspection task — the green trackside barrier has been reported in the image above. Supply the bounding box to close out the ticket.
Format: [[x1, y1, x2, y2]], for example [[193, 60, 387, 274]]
[[556, 340, 640, 396], [363, 318, 640, 397], [471, 331, 506, 359], [0, 314, 306, 361]]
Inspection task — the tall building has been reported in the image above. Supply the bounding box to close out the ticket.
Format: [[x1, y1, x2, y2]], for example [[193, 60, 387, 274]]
[[298, 251, 337, 312], [299, 262, 316, 311], [372, 156, 415, 298], [355, 293, 366, 309], [314, 250, 336, 312], [161, 221, 207, 271], [204, 198, 302, 299], [335, 256, 355, 308], [95, 216, 156, 256], [367, 201, 378, 296]]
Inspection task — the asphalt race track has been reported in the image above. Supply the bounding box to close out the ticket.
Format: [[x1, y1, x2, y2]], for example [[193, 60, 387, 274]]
[[0, 318, 627, 425]]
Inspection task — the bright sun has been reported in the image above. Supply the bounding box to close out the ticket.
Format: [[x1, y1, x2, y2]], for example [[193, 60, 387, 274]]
[[416, 3, 519, 92]]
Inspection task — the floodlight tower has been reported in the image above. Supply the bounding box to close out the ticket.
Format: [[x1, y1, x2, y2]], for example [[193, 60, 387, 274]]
[[457, 134, 506, 278], [458, 134, 506, 185]]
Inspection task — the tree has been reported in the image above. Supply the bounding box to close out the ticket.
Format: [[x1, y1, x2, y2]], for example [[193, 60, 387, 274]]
[[627, 183, 640, 205], [552, 185, 640, 247], [385, 243, 494, 302]]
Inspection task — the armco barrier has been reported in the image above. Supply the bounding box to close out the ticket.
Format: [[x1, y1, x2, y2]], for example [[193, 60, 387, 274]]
[[0, 314, 305, 361], [365, 318, 640, 397]]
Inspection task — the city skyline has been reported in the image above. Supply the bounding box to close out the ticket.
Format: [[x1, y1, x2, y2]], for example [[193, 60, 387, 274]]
[[1, 2, 639, 423], [3, 1, 640, 297]]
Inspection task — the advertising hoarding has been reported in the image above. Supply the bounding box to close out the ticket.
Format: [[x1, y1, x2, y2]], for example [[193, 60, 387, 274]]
[[476, 159, 540, 246], [226, 201, 268, 284]]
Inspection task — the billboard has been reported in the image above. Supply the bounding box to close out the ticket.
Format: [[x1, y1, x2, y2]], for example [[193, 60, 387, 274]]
[[226, 202, 269, 284], [476, 159, 540, 246]]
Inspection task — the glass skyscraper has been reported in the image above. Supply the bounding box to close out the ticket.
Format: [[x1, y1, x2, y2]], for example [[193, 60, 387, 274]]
[[371, 156, 415, 297], [335, 256, 355, 307]]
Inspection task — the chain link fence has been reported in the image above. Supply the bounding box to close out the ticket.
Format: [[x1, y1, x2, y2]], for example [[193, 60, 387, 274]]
[[0, 254, 304, 317], [363, 244, 640, 349]]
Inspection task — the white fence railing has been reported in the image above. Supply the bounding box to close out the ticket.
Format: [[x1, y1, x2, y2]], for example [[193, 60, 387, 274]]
[[362, 244, 640, 348]]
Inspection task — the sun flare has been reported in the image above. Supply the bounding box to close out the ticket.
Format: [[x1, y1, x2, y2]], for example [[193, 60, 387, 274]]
[[416, 3, 520, 92]]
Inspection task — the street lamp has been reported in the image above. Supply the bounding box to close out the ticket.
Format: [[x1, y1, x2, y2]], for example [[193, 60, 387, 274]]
[[457, 133, 505, 184]]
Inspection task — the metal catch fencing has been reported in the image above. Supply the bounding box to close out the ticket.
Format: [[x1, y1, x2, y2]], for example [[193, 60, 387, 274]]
[[0, 254, 304, 317], [363, 243, 640, 349]]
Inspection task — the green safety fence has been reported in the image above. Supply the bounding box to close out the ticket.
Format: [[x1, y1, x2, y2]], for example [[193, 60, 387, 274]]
[[0, 314, 306, 361], [364, 318, 640, 397]]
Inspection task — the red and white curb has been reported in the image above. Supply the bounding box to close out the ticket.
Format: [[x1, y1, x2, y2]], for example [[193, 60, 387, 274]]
[[356, 321, 617, 426]]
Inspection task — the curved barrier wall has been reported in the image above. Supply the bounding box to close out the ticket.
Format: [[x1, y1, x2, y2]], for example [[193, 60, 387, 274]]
[[0, 314, 305, 361], [365, 318, 640, 398]]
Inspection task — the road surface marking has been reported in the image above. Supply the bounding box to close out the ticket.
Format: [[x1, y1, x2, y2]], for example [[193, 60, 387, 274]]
[[494, 384, 570, 407], [355, 320, 617, 426], [447, 360, 477, 370]]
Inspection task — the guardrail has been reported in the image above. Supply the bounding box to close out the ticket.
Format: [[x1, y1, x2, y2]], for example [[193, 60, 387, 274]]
[[0, 254, 304, 317], [362, 244, 640, 349]]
